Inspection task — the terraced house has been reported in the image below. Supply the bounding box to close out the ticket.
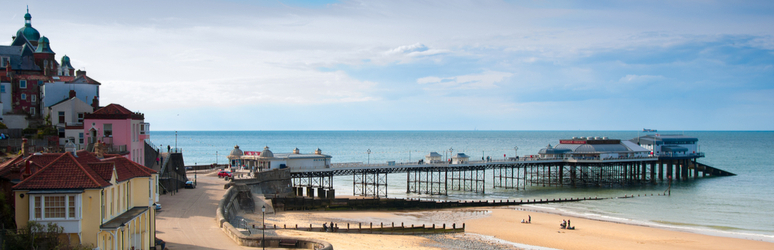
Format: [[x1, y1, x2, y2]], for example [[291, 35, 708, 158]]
[[9, 146, 159, 249]]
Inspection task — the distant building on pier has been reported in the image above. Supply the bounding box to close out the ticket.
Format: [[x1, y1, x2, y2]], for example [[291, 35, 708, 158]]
[[538, 137, 651, 159], [629, 134, 701, 158]]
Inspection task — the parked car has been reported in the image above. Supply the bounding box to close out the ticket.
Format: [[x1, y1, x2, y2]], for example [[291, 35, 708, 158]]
[[184, 180, 195, 189], [218, 170, 233, 178], [154, 203, 162, 211]]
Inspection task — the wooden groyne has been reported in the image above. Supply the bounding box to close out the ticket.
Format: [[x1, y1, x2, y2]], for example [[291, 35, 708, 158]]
[[255, 222, 465, 235]]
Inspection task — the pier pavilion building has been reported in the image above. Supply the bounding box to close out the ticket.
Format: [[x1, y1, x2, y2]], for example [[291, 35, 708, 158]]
[[227, 145, 243, 168], [539, 137, 651, 160], [239, 146, 332, 172], [629, 134, 700, 158]]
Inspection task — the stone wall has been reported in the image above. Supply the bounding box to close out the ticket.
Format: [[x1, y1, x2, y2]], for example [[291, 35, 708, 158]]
[[217, 186, 333, 249]]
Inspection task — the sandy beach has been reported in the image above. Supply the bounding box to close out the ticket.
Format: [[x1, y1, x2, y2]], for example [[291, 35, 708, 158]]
[[158, 171, 774, 250], [250, 201, 774, 250]]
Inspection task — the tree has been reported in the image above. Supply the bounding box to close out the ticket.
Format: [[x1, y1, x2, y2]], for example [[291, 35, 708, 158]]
[[0, 192, 15, 229], [3, 221, 62, 250]]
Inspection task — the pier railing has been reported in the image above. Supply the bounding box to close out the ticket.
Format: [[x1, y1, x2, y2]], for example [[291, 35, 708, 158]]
[[327, 155, 658, 170]]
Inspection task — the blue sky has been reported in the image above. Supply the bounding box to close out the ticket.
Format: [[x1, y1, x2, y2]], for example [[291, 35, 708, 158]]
[[3, 0, 773, 130]]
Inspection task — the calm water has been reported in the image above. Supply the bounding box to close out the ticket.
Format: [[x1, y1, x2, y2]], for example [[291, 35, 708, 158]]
[[151, 131, 774, 240]]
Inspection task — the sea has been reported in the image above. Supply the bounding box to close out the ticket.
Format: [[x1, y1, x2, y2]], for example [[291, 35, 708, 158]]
[[150, 130, 774, 242]]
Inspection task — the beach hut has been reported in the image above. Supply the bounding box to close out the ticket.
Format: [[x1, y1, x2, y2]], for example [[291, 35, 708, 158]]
[[452, 153, 470, 164], [425, 152, 442, 163]]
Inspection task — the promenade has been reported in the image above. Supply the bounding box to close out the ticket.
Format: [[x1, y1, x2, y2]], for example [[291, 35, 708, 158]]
[[155, 169, 254, 250]]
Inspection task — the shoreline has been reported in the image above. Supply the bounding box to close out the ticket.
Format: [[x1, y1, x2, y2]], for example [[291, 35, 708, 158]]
[[518, 204, 774, 243]]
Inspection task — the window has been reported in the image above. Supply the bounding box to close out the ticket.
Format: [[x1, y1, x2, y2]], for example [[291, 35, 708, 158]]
[[31, 94, 36, 103], [104, 124, 112, 137], [32, 195, 78, 220], [19, 80, 26, 89], [0, 85, 5, 93], [30, 107, 35, 116], [20, 93, 26, 100], [45, 196, 66, 218], [58, 127, 65, 138], [34, 196, 42, 219], [77, 113, 84, 123], [0, 56, 8, 67], [79, 133, 84, 144], [58, 111, 65, 124]]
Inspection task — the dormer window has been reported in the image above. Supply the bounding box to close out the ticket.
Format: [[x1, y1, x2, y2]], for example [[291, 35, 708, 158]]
[[0, 56, 9, 67]]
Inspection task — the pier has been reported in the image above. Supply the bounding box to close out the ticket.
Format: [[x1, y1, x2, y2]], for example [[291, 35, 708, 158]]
[[289, 155, 732, 198], [227, 135, 736, 198]]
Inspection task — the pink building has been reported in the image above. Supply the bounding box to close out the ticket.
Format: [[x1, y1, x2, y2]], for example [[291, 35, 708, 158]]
[[82, 104, 150, 165]]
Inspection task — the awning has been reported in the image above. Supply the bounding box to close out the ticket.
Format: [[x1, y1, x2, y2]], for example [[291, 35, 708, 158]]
[[100, 206, 149, 230]]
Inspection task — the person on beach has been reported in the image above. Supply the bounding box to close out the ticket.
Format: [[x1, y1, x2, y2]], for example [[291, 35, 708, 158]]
[[528, 215, 531, 223], [561, 220, 566, 229], [567, 219, 571, 228], [323, 222, 328, 232]]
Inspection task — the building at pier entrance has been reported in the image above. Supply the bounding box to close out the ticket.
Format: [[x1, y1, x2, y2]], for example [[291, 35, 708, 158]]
[[239, 146, 332, 172], [629, 134, 700, 158]]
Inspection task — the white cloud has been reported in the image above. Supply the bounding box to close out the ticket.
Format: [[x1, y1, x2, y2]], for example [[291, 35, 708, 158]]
[[619, 75, 665, 83], [417, 71, 513, 91]]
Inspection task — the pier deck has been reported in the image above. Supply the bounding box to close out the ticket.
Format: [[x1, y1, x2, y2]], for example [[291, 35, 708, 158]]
[[284, 155, 731, 197]]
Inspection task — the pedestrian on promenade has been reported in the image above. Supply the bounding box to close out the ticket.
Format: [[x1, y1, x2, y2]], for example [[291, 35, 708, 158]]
[[529, 215, 531, 223]]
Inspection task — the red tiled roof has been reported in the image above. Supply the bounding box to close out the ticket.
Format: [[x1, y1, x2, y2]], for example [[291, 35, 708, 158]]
[[12, 153, 110, 190], [88, 162, 115, 182], [92, 104, 133, 115], [9, 150, 157, 190], [0, 154, 62, 181], [102, 156, 156, 182]]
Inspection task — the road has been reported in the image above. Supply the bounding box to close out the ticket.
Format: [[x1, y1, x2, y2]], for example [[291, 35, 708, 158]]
[[155, 169, 254, 250]]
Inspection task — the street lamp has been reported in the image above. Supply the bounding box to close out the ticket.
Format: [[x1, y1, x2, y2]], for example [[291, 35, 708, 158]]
[[367, 149, 371, 164], [514, 146, 518, 160], [194, 162, 197, 186], [174, 131, 178, 152], [262, 205, 266, 250], [449, 147, 453, 164]]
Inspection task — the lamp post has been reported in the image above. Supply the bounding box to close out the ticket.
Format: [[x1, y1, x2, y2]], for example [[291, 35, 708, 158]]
[[194, 162, 197, 186], [449, 147, 453, 164], [514, 146, 518, 160], [174, 131, 178, 152], [367, 149, 371, 164], [262, 205, 266, 250]]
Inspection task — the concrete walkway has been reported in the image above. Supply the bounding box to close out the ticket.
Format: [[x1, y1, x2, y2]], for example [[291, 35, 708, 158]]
[[156, 169, 255, 250]]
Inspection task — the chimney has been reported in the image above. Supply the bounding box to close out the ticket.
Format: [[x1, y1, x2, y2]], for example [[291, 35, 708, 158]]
[[69, 89, 76, 98], [91, 96, 99, 111], [21, 138, 28, 156], [76, 70, 86, 77]]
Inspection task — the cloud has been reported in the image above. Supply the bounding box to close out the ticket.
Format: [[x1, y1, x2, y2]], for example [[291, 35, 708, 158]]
[[618, 74, 665, 83], [416, 70, 513, 91]]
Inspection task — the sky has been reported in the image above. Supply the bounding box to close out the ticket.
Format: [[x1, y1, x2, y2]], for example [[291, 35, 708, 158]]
[[2, 0, 773, 130]]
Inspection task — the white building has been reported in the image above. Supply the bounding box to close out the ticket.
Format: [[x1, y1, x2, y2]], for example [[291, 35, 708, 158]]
[[41, 74, 99, 109], [241, 146, 332, 172], [0, 81, 12, 120], [629, 134, 700, 157], [541, 137, 651, 159], [45, 96, 92, 146]]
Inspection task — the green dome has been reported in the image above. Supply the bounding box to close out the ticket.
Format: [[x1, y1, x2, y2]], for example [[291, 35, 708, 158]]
[[16, 10, 40, 42], [61, 55, 73, 68], [35, 36, 53, 53]]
